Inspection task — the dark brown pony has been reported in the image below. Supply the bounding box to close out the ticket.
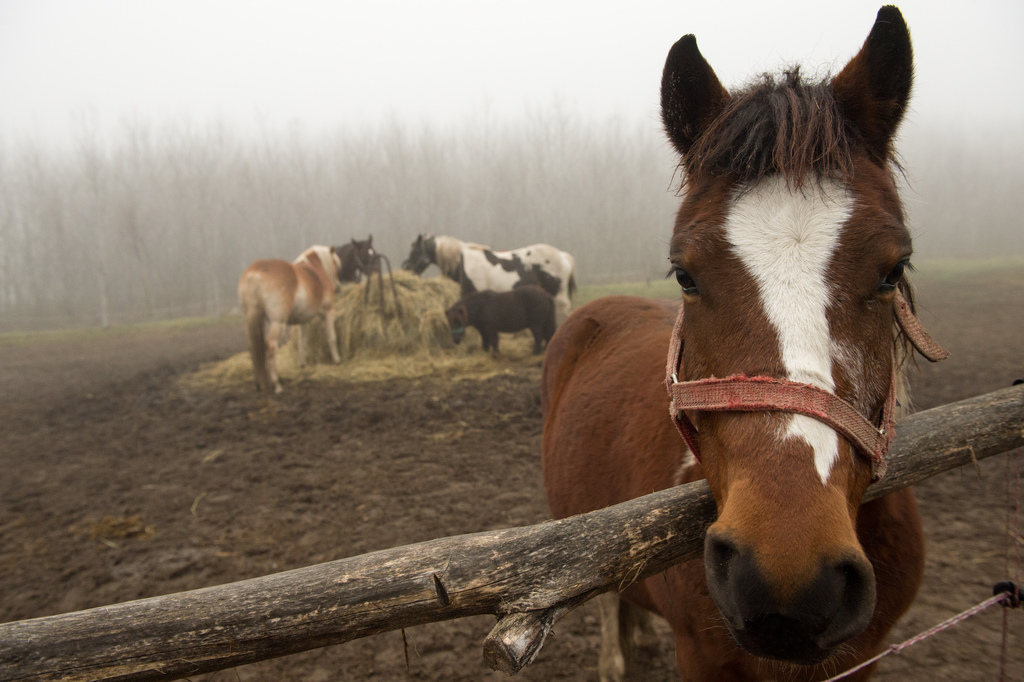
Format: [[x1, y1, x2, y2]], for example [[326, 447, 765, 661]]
[[544, 7, 937, 681], [238, 245, 342, 393], [445, 285, 556, 356]]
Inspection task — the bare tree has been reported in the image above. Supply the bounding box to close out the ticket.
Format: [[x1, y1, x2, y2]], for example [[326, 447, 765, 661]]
[[0, 109, 1019, 332]]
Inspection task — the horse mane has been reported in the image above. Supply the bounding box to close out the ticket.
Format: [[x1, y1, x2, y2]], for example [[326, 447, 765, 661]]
[[685, 68, 876, 189], [434, 236, 488, 280], [294, 245, 339, 284]]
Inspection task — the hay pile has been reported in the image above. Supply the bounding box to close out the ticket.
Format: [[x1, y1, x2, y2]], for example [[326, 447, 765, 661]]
[[183, 270, 544, 390], [295, 270, 464, 363]]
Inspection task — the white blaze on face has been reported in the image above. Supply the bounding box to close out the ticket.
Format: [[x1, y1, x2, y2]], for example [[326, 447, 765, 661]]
[[723, 177, 854, 484]]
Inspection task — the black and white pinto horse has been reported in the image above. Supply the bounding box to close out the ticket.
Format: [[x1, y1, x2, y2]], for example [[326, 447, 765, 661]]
[[403, 234, 577, 323]]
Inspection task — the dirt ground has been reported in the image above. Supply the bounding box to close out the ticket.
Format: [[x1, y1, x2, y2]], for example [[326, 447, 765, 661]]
[[1, 268, 1022, 681]]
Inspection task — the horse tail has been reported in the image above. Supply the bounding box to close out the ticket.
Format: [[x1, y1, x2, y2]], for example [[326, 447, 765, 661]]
[[567, 272, 577, 299], [246, 308, 270, 391], [239, 272, 271, 391]]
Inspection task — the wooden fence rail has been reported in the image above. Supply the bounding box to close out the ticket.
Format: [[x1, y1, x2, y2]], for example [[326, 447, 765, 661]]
[[1, 385, 1021, 681]]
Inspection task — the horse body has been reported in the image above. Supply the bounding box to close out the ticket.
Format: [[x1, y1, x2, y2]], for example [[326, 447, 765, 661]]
[[544, 7, 933, 680], [446, 285, 556, 356], [238, 245, 342, 393], [544, 297, 923, 681], [404, 234, 577, 324]]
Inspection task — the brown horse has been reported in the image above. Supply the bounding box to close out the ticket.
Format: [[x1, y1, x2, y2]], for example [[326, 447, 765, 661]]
[[544, 7, 947, 681], [333, 235, 377, 283], [238, 245, 343, 393]]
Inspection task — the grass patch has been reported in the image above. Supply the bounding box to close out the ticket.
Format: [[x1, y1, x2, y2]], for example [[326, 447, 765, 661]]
[[574, 257, 1024, 304], [0, 315, 241, 347], [909, 257, 1024, 283], [575, 278, 680, 307]]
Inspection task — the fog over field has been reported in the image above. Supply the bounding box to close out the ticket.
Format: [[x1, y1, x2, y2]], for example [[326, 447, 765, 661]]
[[1, 1, 1021, 330], [1, 111, 1021, 331]]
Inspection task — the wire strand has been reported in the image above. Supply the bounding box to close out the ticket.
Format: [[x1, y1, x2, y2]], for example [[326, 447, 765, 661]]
[[822, 592, 1013, 682]]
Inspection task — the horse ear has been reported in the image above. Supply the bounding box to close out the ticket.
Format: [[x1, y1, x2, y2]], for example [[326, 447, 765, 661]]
[[661, 34, 729, 158], [367, 234, 373, 244], [831, 6, 913, 162]]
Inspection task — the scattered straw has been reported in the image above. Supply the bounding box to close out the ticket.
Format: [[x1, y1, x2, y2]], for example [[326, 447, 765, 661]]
[[69, 514, 156, 543], [190, 491, 208, 517]]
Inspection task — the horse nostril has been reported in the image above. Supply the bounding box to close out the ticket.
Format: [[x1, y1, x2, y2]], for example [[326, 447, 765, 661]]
[[703, 533, 877, 657], [814, 557, 876, 648], [705, 534, 739, 583]]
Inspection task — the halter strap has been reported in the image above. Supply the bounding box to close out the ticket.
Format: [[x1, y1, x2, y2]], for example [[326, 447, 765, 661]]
[[665, 289, 947, 481]]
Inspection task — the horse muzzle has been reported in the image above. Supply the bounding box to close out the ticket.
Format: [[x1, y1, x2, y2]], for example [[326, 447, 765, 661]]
[[704, 530, 877, 665], [403, 257, 429, 275]]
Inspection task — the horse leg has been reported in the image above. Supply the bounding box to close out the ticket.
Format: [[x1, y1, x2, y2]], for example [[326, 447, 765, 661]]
[[265, 322, 286, 393], [596, 593, 661, 682], [295, 323, 307, 367], [554, 294, 571, 326], [599, 592, 643, 682], [530, 325, 544, 354], [597, 593, 627, 682], [324, 306, 341, 363]]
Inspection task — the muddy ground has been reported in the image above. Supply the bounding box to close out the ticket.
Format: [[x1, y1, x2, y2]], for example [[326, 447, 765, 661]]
[[1, 268, 1022, 681]]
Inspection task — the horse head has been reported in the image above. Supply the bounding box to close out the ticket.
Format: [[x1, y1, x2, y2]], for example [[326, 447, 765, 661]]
[[403, 234, 435, 275], [445, 302, 469, 344], [663, 7, 918, 663], [333, 236, 377, 283], [351, 235, 376, 270]]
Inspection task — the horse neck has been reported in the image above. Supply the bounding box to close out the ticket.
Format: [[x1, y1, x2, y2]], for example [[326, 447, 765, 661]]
[[434, 237, 466, 279], [336, 245, 359, 281], [297, 246, 336, 285]]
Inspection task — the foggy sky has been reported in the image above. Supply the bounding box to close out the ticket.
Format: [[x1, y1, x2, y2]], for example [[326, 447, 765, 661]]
[[2, 0, 1022, 149]]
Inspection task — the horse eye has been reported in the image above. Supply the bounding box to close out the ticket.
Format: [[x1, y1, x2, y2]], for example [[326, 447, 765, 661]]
[[878, 261, 907, 293], [669, 267, 699, 296]]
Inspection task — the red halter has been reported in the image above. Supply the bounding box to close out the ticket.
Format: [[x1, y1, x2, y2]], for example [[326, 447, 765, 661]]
[[665, 290, 949, 481]]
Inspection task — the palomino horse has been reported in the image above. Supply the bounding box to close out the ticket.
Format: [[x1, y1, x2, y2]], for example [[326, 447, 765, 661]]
[[238, 245, 349, 393], [543, 7, 948, 681], [403, 234, 577, 324]]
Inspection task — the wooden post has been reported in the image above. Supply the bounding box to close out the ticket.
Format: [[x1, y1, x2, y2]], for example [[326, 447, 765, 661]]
[[0, 385, 1021, 681]]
